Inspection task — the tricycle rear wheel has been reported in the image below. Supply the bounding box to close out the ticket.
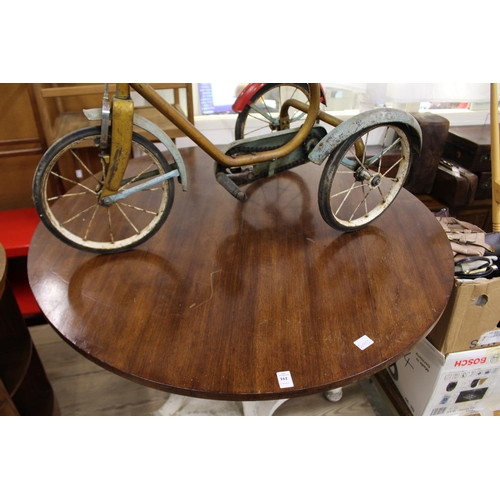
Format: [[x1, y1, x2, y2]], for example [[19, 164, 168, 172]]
[[234, 83, 311, 139], [318, 123, 413, 232]]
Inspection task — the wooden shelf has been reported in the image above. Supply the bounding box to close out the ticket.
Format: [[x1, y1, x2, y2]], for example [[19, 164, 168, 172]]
[[31, 83, 195, 147]]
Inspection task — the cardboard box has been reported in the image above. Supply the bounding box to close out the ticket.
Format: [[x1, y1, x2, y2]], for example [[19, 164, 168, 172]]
[[427, 276, 500, 355], [387, 338, 500, 416]]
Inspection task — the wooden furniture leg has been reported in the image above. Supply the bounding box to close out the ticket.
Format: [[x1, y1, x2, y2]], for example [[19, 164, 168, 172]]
[[0, 244, 59, 416], [324, 388, 343, 402]]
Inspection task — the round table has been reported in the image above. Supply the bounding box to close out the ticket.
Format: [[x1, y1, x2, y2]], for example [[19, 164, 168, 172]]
[[28, 146, 455, 402]]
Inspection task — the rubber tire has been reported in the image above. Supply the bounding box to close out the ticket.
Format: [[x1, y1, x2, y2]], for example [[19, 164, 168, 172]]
[[33, 126, 175, 254], [318, 124, 413, 232]]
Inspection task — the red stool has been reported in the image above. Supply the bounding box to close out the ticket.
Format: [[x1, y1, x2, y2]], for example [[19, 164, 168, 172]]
[[0, 208, 42, 318]]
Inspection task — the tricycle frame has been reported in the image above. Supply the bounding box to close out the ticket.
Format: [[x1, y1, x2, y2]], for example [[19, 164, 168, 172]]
[[32, 82, 423, 254]]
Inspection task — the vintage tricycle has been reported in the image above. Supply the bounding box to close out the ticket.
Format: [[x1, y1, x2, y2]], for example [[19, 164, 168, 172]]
[[32, 83, 422, 253]]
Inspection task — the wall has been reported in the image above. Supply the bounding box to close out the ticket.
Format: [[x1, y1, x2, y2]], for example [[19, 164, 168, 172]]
[[0, 84, 44, 210]]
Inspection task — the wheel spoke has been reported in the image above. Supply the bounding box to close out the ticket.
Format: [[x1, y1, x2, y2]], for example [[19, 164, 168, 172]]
[[47, 191, 90, 201], [262, 96, 274, 121], [83, 205, 99, 241], [248, 111, 276, 125], [382, 156, 404, 178], [346, 145, 364, 169], [107, 208, 114, 244], [377, 184, 387, 203], [366, 137, 402, 169], [116, 203, 139, 234], [70, 149, 103, 184], [119, 162, 156, 191], [245, 122, 276, 136], [289, 111, 306, 123], [348, 188, 372, 222], [249, 100, 275, 124], [50, 171, 97, 195], [61, 203, 99, 225], [281, 87, 307, 123], [330, 182, 366, 199], [119, 202, 158, 216], [333, 181, 360, 216]]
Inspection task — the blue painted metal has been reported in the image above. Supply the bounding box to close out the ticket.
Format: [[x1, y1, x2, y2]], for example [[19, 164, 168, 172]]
[[101, 170, 180, 206]]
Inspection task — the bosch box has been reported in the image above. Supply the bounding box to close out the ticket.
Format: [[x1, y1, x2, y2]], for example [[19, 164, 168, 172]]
[[386, 338, 500, 416]]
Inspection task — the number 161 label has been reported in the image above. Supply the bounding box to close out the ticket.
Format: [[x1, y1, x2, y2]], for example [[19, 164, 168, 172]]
[[276, 371, 294, 388]]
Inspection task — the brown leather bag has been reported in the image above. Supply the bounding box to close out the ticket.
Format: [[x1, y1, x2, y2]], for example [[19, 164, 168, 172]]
[[443, 125, 493, 173], [475, 171, 492, 200], [404, 112, 450, 194], [431, 158, 478, 208]]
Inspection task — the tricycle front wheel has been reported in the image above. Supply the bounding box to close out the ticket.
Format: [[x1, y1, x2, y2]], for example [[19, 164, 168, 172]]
[[33, 126, 175, 253]]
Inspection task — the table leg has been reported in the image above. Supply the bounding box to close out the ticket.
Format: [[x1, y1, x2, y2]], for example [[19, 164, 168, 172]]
[[153, 394, 188, 416], [242, 399, 289, 416], [324, 388, 343, 402]]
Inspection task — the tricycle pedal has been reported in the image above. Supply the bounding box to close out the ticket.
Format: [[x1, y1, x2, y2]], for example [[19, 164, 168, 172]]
[[216, 172, 248, 202]]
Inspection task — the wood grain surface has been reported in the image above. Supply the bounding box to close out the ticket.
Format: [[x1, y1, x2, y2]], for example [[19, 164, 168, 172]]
[[28, 146, 455, 400]]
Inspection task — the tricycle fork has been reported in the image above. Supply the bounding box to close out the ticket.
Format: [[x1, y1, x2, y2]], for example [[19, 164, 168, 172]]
[[99, 83, 134, 201]]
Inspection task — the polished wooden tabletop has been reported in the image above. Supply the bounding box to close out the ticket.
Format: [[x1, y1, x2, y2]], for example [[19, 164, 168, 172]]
[[28, 146, 454, 401]]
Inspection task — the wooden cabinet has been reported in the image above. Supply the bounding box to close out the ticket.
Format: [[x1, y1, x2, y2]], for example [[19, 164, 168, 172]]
[[0, 84, 46, 211]]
